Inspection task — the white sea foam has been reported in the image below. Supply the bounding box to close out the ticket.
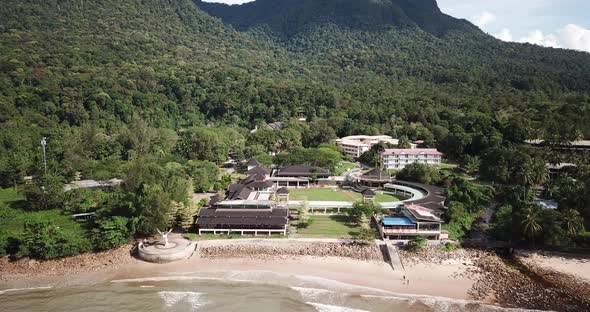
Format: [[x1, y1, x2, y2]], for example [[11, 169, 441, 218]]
[[112, 276, 228, 283], [139, 285, 155, 288], [0, 286, 52, 295], [112, 272, 534, 311], [306, 302, 370, 312], [291, 286, 339, 302], [158, 291, 206, 311]]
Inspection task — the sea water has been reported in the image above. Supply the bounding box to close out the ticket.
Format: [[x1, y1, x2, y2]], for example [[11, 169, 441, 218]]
[[0, 273, 530, 312]]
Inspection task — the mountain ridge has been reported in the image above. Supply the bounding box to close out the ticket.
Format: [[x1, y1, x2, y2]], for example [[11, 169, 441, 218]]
[[195, 0, 480, 38]]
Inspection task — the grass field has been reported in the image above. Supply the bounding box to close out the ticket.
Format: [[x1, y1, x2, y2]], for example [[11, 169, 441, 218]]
[[0, 188, 88, 239], [289, 188, 399, 203], [290, 188, 362, 201], [296, 215, 360, 238], [333, 162, 357, 176], [374, 193, 400, 203]]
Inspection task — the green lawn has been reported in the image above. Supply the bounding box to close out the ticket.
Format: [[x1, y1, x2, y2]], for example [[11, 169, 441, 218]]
[[290, 188, 362, 201], [296, 215, 360, 238], [333, 162, 357, 176], [0, 187, 23, 206], [0, 188, 88, 239], [289, 188, 399, 203], [374, 193, 400, 203]]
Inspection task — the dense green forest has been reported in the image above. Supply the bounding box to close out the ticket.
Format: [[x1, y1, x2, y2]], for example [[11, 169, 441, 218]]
[[1, 0, 589, 258]]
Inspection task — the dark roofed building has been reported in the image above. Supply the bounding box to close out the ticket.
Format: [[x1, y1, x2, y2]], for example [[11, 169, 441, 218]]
[[276, 165, 330, 178], [391, 180, 447, 212], [247, 158, 262, 167], [196, 208, 289, 235], [361, 188, 376, 202], [246, 158, 267, 172], [359, 168, 391, 187], [267, 121, 284, 131], [276, 187, 290, 201], [227, 183, 253, 200], [380, 204, 446, 241], [247, 165, 271, 176]]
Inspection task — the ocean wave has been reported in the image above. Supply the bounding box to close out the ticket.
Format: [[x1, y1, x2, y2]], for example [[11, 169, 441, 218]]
[[112, 276, 233, 283], [306, 302, 370, 312], [158, 291, 206, 311], [112, 272, 534, 311], [0, 286, 52, 295]]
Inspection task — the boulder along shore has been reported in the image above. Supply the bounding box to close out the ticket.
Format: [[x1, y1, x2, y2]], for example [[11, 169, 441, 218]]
[[400, 247, 590, 312], [199, 242, 383, 261], [3, 240, 590, 312], [0, 244, 137, 282]]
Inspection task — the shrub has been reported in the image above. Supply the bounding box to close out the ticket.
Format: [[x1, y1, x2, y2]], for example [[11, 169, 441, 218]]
[[18, 221, 91, 260], [407, 236, 427, 251], [354, 228, 376, 244], [396, 163, 441, 185], [440, 242, 460, 252], [91, 217, 132, 251], [575, 232, 590, 248]]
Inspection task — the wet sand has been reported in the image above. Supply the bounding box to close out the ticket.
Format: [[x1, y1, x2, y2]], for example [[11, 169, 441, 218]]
[[516, 250, 590, 282], [2, 240, 590, 311], [1, 241, 475, 302]]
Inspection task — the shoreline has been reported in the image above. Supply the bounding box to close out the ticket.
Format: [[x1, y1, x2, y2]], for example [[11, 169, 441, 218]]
[[2, 240, 590, 311]]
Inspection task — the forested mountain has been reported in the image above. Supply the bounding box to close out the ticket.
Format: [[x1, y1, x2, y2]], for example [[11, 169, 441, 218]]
[[1, 0, 590, 258], [1, 0, 590, 182], [195, 0, 479, 37]]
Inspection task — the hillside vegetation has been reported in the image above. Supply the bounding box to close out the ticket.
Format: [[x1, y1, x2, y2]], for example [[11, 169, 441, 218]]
[[0, 0, 589, 258]]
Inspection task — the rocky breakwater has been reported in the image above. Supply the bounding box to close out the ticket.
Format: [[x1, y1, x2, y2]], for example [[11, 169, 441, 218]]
[[469, 250, 590, 312], [0, 244, 136, 282], [200, 242, 383, 261], [400, 247, 590, 311]]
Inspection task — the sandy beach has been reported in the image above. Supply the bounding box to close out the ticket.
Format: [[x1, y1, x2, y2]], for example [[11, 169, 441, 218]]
[[0, 240, 476, 301], [515, 250, 590, 283], [2, 240, 590, 311]]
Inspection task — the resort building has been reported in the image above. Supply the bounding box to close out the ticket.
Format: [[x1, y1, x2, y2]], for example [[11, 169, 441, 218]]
[[385, 180, 447, 212], [336, 135, 416, 159], [357, 168, 392, 187], [380, 204, 448, 240], [380, 149, 443, 170], [250, 121, 284, 133], [64, 178, 123, 191], [360, 188, 376, 202], [267, 165, 331, 189], [526, 139, 590, 152], [195, 163, 290, 236], [195, 207, 289, 236]]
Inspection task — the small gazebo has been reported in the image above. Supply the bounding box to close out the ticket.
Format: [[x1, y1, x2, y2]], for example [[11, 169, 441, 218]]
[[359, 168, 391, 187], [361, 188, 376, 202], [275, 187, 290, 202]]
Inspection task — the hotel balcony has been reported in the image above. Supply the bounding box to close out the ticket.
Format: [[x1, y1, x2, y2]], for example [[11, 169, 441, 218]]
[[382, 228, 441, 235]]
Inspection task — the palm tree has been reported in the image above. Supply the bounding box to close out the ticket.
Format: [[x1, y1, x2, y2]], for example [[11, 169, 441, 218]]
[[518, 158, 549, 202], [562, 209, 585, 240], [521, 205, 543, 248]]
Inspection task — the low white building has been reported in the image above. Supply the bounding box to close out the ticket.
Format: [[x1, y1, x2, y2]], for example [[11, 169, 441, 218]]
[[336, 135, 415, 159], [381, 149, 443, 170]]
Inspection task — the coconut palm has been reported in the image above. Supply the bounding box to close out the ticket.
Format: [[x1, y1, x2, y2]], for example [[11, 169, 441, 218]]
[[517, 158, 549, 202], [561, 209, 585, 240], [521, 205, 543, 248]]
